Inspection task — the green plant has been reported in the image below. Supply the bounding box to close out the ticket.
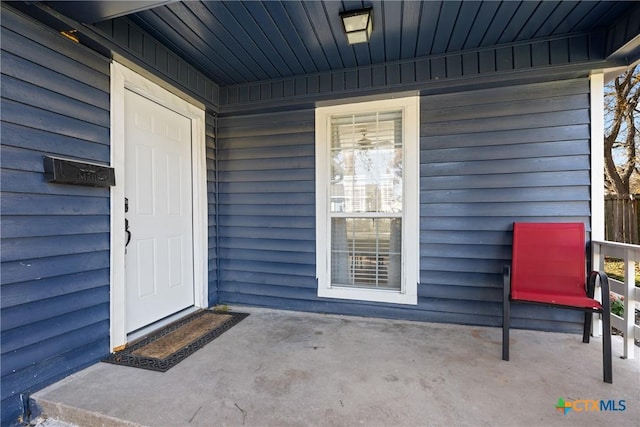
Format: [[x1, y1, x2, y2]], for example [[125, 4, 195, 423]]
[[610, 292, 624, 316]]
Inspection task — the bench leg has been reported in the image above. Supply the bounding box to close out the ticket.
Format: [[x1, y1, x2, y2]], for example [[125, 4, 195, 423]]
[[592, 271, 612, 383], [603, 309, 612, 383], [502, 265, 511, 361], [583, 311, 592, 343]]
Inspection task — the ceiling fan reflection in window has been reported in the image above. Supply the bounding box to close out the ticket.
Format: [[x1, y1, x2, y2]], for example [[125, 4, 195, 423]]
[[356, 129, 392, 149]]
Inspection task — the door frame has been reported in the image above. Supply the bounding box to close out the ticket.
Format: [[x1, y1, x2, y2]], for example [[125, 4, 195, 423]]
[[110, 61, 207, 350]]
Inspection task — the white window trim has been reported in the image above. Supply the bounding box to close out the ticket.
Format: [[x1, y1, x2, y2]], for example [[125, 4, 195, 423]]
[[315, 96, 419, 305]]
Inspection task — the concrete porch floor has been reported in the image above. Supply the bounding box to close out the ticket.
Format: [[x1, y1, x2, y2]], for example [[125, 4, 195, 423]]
[[33, 307, 639, 427]]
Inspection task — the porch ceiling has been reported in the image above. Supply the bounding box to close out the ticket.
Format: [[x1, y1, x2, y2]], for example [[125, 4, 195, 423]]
[[58, 0, 637, 87], [41, 1, 173, 23]]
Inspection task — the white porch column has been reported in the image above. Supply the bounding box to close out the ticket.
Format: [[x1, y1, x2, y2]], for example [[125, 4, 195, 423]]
[[590, 72, 605, 337]]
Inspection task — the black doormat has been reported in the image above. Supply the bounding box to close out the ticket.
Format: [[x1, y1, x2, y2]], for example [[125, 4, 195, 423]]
[[103, 310, 249, 372]]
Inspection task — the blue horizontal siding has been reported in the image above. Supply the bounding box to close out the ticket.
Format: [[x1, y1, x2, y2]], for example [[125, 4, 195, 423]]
[[216, 108, 316, 306], [1, 334, 109, 404], [422, 110, 589, 135], [421, 271, 497, 288], [0, 193, 109, 216], [1, 322, 107, 379], [1, 122, 110, 161], [1, 74, 109, 127], [216, 77, 590, 335], [421, 156, 590, 176], [220, 237, 314, 252], [422, 201, 589, 217], [421, 170, 590, 190], [420, 77, 591, 329], [220, 169, 314, 183], [222, 248, 315, 265], [422, 187, 590, 204], [422, 94, 589, 121], [220, 157, 314, 171], [220, 216, 314, 229], [420, 216, 590, 232], [1, 51, 108, 109], [0, 234, 110, 262], [218, 291, 572, 333], [421, 124, 590, 149], [1, 5, 110, 425], [1, 270, 110, 309], [424, 140, 589, 163], [1, 98, 108, 144], [1, 287, 109, 331], [1, 216, 109, 239], [222, 259, 315, 277], [0, 24, 109, 91], [221, 180, 314, 194], [220, 192, 313, 205], [219, 203, 314, 217], [221, 272, 316, 288]]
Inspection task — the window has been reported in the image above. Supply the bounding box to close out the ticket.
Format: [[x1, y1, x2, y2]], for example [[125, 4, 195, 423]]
[[316, 96, 419, 304]]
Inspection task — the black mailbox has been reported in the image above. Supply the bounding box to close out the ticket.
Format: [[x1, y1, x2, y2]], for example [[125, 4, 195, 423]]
[[43, 156, 115, 187]]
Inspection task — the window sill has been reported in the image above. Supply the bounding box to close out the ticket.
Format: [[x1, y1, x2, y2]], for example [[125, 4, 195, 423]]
[[318, 285, 417, 305]]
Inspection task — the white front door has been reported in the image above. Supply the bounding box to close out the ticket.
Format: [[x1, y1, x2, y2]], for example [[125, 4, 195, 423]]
[[124, 89, 195, 332]]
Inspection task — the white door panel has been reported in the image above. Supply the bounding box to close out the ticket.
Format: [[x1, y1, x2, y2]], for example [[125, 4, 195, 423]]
[[124, 89, 194, 332]]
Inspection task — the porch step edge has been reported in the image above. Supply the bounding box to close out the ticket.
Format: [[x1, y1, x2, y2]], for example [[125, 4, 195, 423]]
[[32, 398, 146, 427]]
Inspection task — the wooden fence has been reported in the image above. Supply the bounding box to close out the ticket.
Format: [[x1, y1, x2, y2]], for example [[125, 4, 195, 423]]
[[605, 194, 640, 244]]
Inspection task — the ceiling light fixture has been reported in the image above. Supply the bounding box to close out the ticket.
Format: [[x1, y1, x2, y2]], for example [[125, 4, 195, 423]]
[[340, 6, 373, 45]]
